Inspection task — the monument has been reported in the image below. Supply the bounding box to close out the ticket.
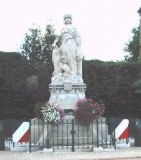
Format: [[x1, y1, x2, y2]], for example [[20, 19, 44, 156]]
[[49, 14, 86, 110]]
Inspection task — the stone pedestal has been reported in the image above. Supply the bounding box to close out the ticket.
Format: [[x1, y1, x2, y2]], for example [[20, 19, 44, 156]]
[[49, 82, 86, 110]]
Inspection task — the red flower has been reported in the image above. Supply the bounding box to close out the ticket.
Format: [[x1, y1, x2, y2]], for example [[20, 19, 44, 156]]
[[74, 98, 105, 125]]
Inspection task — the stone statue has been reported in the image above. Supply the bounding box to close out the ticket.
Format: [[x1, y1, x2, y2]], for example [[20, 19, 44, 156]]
[[52, 14, 83, 83], [49, 14, 86, 110], [52, 54, 70, 82]]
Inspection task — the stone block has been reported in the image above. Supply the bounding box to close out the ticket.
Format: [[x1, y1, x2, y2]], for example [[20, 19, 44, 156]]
[[43, 148, 53, 153], [93, 147, 104, 152]]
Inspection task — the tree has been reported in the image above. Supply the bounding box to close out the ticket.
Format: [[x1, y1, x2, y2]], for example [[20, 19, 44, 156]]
[[0, 52, 37, 119], [20, 23, 57, 104], [21, 27, 42, 65], [124, 27, 140, 62], [21, 24, 56, 66], [21, 24, 57, 103], [83, 60, 141, 118], [42, 24, 56, 66], [35, 63, 52, 102]]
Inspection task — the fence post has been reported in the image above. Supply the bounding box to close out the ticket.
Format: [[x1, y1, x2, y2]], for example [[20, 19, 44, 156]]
[[113, 118, 116, 150], [96, 119, 99, 148], [46, 123, 50, 149], [0, 120, 5, 151], [29, 119, 31, 153], [72, 119, 74, 152]]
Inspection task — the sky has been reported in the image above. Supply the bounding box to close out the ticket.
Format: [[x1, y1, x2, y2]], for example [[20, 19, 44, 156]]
[[0, 0, 141, 61]]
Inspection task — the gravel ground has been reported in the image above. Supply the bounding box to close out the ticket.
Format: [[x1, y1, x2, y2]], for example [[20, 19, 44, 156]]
[[0, 147, 141, 160]]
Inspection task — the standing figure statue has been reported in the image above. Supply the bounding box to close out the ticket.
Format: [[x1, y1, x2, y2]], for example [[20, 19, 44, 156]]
[[52, 14, 83, 83]]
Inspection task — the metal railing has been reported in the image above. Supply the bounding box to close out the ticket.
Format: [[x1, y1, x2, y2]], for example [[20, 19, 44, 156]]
[[29, 118, 116, 152], [2, 117, 137, 152]]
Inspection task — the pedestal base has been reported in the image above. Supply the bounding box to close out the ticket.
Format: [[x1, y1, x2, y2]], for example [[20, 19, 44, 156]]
[[49, 82, 86, 110]]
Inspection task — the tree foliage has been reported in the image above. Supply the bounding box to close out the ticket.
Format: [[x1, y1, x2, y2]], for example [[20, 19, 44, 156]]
[[133, 79, 141, 93], [1, 54, 141, 119], [35, 63, 52, 102], [0, 52, 37, 119], [124, 27, 140, 61], [20, 24, 56, 106], [21, 24, 56, 66], [83, 60, 141, 118]]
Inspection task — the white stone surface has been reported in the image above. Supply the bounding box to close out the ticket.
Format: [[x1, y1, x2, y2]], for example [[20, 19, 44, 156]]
[[49, 83, 86, 110], [51, 14, 83, 83], [116, 143, 130, 148], [42, 148, 53, 153], [30, 118, 44, 144], [63, 114, 74, 120], [5, 142, 29, 152], [49, 15, 86, 110], [103, 148, 116, 152], [92, 117, 109, 143], [93, 147, 104, 152]]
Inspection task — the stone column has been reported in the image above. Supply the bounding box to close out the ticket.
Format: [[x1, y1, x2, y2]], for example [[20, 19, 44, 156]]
[[138, 7, 141, 60]]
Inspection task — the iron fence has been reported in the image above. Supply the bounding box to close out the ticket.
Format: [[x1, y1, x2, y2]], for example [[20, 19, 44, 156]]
[[29, 118, 116, 152], [1, 117, 137, 152]]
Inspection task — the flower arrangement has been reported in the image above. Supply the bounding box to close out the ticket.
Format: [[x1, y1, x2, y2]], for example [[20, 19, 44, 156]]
[[74, 98, 105, 125], [41, 102, 64, 124]]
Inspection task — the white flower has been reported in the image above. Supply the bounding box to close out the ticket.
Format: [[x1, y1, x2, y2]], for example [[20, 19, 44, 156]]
[[41, 103, 61, 124]]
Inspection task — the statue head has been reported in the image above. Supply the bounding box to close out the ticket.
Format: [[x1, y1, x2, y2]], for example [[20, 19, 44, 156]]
[[63, 14, 72, 20], [63, 14, 72, 24]]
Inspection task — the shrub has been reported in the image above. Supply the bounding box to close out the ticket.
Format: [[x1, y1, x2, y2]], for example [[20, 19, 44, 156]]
[[74, 98, 105, 125]]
